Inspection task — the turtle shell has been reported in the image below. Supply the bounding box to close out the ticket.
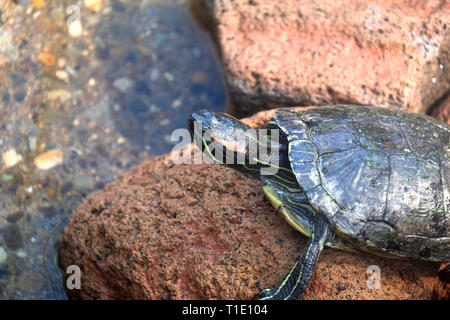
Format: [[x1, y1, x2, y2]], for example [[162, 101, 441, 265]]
[[274, 105, 450, 261]]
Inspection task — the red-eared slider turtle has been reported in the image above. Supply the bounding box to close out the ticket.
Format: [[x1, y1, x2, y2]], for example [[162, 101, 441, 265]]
[[187, 105, 450, 300]]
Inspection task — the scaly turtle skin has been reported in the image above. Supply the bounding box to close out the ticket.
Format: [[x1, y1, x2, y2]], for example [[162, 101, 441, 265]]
[[187, 105, 450, 300]]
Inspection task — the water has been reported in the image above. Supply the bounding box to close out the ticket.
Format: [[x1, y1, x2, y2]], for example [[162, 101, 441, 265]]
[[0, 0, 226, 299]]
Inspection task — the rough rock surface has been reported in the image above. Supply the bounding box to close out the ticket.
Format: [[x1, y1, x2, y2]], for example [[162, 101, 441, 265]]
[[59, 108, 441, 300], [191, 0, 450, 117], [433, 263, 450, 300], [430, 93, 450, 124]]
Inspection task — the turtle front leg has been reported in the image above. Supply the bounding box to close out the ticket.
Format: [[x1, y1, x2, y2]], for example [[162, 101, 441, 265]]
[[260, 218, 329, 300]]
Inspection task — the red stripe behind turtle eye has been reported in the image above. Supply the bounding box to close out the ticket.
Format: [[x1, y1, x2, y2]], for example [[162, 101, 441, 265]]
[[211, 135, 247, 153]]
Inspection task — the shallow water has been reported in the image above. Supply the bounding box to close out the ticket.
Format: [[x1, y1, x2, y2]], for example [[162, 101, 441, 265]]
[[0, 0, 225, 299]]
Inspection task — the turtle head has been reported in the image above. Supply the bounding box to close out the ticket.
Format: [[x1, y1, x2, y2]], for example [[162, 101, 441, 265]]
[[188, 110, 253, 158], [188, 110, 280, 177]]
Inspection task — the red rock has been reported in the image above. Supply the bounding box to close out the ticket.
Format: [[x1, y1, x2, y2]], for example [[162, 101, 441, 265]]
[[433, 263, 450, 300], [59, 108, 440, 300], [430, 93, 450, 124], [191, 0, 450, 117]]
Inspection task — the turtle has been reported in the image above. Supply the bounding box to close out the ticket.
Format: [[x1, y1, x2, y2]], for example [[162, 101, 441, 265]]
[[187, 105, 450, 300]]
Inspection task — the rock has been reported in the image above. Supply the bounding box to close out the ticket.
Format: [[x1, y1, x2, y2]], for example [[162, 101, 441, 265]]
[[2, 224, 23, 250], [430, 93, 450, 124], [68, 20, 83, 38], [37, 50, 56, 67], [34, 149, 63, 170], [32, 0, 45, 9], [0, 246, 7, 265], [191, 0, 450, 117], [113, 77, 134, 93], [55, 70, 69, 82], [433, 263, 450, 300], [46, 89, 71, 103], [84, 0, 103, 12], [59, 107, 440, 300], [2, 148, 23, 169]]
